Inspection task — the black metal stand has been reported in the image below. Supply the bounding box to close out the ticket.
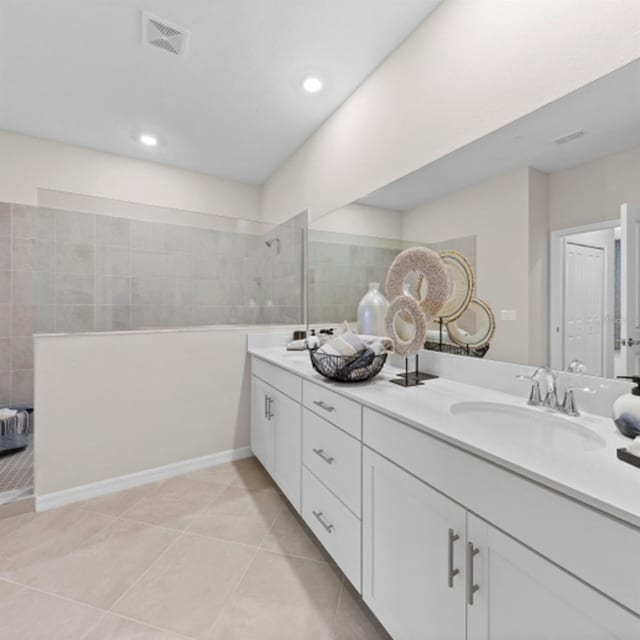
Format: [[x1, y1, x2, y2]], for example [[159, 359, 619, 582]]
[[391, 354, 439, 387]]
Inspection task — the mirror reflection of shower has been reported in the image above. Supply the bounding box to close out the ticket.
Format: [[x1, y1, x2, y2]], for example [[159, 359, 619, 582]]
[[265, 237, 280, 254]]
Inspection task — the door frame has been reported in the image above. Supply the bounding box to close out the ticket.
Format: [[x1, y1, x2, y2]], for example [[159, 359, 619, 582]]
[[549, 219, 618, 375]]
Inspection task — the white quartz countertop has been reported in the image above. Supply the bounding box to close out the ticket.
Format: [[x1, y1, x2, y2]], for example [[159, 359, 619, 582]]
[[249, 346, 640, 529]]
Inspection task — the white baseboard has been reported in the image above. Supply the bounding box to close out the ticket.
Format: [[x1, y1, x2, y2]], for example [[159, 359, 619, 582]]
[[35, 446, 252, 512]]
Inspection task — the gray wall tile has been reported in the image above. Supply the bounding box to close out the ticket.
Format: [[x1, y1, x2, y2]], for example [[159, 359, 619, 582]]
[[0, 338, 9, 371], [37, 240, 55, 272], [55, 273, 95, 305], [0, 238, 10, 270], [164, 224, 193, 252], [56, 242, 95, 274], [0, 271, 9, 304], [11, 204, 36, 238], [36, 208, 56, 240], [37, 271, 55, 305], [0, 204, 10, 236], [11, 369, 34, 406], [12, 305, 36, 337], [131, 305, 163, 328], [97, 216, 130, 246], [164, 252, 194, 278], [96, 245, 130, 276], [12, 270, 37, 304], [96, 276, 130, 306], [56, 210, 95, 244], [194, 279, 221, 306], [36, 305, 55, 333], [0, 371, 9, 405], [0, 303, 9, 338], [11, 238, 37, 271], [11, 336, 33, 370], [131, 220, 165, 251], [56, 305, 95, 332], [96, 305, 130, 331], [131, 277, 165, 306], [132, 250, 165, 278]]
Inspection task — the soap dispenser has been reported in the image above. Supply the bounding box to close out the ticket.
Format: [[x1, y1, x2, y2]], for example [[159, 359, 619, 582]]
[[613, 376, 640, 438]]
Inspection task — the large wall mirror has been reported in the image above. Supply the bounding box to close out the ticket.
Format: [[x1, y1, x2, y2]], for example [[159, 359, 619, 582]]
[[307, 58, 640, 380]]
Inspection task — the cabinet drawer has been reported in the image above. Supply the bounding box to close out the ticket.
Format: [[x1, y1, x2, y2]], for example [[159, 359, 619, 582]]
[[303, 408, 361, 515], [302, 467, 361, 591], [364, 407, 640, 614], [252, 357, 302, 403], [303, 380, 361, 439]]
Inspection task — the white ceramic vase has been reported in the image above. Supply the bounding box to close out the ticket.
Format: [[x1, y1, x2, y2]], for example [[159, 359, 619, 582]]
[[357, 282, 389, 336]]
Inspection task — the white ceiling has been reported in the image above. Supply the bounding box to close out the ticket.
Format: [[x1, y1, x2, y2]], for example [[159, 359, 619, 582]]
[[0, 0, 441, 184], [359, 59, 640, 211]]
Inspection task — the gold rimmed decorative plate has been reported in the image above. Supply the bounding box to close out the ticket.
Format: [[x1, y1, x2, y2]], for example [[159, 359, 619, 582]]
[[437, 250, 475, 322], [446, 297, 495, 349]]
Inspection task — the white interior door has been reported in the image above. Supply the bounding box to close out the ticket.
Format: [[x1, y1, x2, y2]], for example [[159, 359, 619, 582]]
[[563, 241, 605, 375], [620, 204, 640, 376]]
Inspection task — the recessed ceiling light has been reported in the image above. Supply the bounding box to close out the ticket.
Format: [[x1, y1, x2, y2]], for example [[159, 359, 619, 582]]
[[302, 76, 323, 94], [139, 133, 158, 147]]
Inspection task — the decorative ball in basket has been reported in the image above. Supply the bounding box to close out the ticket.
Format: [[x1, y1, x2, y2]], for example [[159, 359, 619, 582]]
[[309, 348, 387, 383]]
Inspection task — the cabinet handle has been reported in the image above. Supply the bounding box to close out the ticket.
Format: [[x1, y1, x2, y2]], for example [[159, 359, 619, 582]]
[[266, 396, 274, 420], [313, 400, 335, 413], [312, 510, 335, 533], [264, 395, 269, 419], [312, 448, 335, 464], [466, 542, 480, 605], [447, 529, 460, 588]]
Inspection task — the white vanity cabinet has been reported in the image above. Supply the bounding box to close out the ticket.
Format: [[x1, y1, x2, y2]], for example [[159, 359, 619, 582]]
[[466, 514, 639, 640], [249, 353, 640, 640], [250, 359, 302, 511], [362, 448, 467, 640]]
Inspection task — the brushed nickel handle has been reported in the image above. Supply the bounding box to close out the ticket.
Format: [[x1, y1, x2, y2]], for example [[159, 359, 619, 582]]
[[466, 542, 480, 605], [266, 396, 274, 420], [447, 529, 460, 588], [312, 510, 334, 533], [313, 400, 335, 413], [264, 394, 268, 419], [312, 448, 335, 464]]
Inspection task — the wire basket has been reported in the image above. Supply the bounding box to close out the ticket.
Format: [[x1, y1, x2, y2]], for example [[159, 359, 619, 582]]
[[309, 349, 388, 383], [424, 340, 489, 358]]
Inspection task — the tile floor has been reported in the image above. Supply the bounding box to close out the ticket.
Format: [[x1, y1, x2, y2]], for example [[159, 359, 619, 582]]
[[0, 436, 33, 495], [0, 457, 391, 639]]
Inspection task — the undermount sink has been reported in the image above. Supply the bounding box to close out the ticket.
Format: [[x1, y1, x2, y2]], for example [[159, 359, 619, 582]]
[[449, 401, 606, 452]]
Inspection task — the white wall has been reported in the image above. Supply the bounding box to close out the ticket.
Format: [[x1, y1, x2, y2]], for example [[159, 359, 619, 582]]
[[550, 144, 640, 231], [310, 202, 402, 238], [0, 130, 260, 220], [402, 168, 531, 364], [262, 0, 640, 223], [34, 327, 254, 498]]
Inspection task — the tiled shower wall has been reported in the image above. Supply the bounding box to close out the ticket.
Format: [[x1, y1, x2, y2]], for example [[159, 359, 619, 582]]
[[0, 202, 305, 406], [308, 233, 477, 324]]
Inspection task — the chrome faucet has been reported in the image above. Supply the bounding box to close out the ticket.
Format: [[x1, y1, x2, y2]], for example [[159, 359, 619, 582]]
[[539, 367, 560, 410]]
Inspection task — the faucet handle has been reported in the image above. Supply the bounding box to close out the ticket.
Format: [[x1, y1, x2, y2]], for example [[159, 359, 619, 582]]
[[516, 374, 543, 406], [561, 386, 596, 417]]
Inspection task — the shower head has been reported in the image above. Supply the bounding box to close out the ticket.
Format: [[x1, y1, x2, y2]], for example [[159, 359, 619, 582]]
[[265, 237, 281, 254]]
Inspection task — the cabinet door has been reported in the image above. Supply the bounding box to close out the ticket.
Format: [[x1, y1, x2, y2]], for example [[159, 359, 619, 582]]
[[362, 448, 466, 640], [272, 388, 302, 512], [467, 514, 640, 640], [250, 376, 274, 474]]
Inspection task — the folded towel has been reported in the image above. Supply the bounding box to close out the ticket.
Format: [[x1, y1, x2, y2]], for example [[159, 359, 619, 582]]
[[628, 437, 640, 456], [0, 409, 18, 420], [317, 332, 367, 357]]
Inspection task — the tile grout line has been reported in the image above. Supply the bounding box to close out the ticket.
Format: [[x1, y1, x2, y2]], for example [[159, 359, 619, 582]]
[[329, 575, 346, 640]]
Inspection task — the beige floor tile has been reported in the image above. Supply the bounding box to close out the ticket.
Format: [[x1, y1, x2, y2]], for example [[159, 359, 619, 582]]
[[121, 476, 225, 531], [261, 502, 333, 563], [0, 507, 114, 577], [184, 463, 239, 486], [113, 532, 256, 638], [80, 482, 161, 517], [0, 579, 103, 640], [229, 457, 277, 491], [205, 549, 343, 640], [83, 613, 189, 639], [187, 485, 285, 546], [332, 582, 392, 640], [5, 516, 178, 608]]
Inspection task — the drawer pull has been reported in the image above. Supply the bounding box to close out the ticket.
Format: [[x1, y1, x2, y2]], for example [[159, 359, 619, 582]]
[[312, 448, 335, 464], [447, 528, 460, 588], [466, 542, 480, 605], [313, 400, 335, 413], [266, 396, 274, 420], [312, 510, 335, 534]]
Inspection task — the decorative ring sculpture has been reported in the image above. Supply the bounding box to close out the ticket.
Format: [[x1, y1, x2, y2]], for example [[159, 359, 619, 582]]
[[385, 294, 428, 356], [437, 250, 476, 322], [446, 297, 495, 349], [385, 247, 450, 318]]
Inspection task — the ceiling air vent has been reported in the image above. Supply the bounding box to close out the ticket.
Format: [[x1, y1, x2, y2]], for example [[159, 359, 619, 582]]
[[142, 12, 190, 58], [553, 130, 585, 145]]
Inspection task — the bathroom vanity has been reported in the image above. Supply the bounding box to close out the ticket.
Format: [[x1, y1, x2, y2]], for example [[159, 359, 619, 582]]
[[249, 346, 640, 639]]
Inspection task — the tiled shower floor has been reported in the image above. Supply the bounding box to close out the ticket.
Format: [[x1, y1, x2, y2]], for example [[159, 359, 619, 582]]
[[0, 436, 33, 500]]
